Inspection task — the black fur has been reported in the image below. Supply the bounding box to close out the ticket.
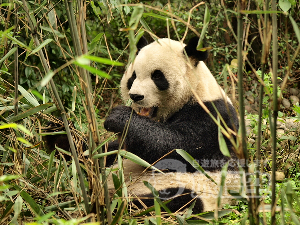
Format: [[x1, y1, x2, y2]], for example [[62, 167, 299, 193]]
[[133, 187, 204, 214], [104, 99, 239, 172], [184, 37, 208, 62], [136, 36, 148, 54], [127, 71, 136, 90], [151, 70, 169, 91]]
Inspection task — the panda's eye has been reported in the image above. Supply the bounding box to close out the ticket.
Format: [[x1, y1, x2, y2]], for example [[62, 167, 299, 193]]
[[127, 71, 136, 90], [151, 70, 164, 80], [151, 70, 169, 91]]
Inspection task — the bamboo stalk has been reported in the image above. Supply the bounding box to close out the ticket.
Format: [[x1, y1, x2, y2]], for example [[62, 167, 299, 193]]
[[14, 3, 18, 116], [237, 1, 254, 223], [21, 0, 90, 215], [271, 0, 278, 224], [65, 1, 112, 222], [255, 0, 270, 222]]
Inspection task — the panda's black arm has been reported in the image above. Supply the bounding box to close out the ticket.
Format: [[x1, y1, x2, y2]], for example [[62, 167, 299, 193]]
[[104, 102, 237, 171]]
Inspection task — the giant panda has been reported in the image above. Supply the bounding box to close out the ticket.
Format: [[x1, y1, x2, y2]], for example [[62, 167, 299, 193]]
[[104, 36, 240, 215]]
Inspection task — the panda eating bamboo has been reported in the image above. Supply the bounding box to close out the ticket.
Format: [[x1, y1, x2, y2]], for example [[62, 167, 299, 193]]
[[104, 36, 240, 214]]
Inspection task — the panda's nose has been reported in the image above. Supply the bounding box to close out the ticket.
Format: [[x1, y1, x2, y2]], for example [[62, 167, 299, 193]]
[[129, 94, 144, 102]]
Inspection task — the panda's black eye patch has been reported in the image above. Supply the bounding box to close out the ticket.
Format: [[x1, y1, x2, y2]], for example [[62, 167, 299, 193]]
[[127, 71, 136, 90], [151, 70, 169, 91]]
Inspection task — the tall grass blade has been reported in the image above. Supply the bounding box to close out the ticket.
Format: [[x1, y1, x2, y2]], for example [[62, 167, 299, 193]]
[[9, 103, 53, 122], [29, 39, 53, 56], [18, 85, 39, 106], [289, 15, 300, 43], [11, 195, 23, 224], [45, 150, 55, 188], [14, 185, 45, 216], [176, 149, 217, 185], [110, 200, 126, 225], [0, 47, 17, 64]]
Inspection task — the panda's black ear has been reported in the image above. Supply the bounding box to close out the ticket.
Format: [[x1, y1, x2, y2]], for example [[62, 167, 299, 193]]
[[184, 37, 208, 62], [136, 36, 148, 54]]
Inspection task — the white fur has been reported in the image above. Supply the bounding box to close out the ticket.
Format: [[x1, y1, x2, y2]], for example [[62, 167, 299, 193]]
[[108, 159, 240, 212], [121, 38, 230, 121]]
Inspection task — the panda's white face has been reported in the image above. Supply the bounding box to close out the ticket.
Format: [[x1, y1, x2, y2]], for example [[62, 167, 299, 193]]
[[120, 38, 228, 121]]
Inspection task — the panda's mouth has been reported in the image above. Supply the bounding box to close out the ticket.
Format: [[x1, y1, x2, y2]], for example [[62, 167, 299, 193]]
[[137, 107, 158, 118]]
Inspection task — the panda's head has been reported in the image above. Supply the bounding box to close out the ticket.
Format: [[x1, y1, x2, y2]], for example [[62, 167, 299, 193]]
[[120, 37, 227, 122]]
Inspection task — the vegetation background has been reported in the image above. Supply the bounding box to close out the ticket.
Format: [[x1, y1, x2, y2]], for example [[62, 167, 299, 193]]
[[0, 0, 300, 224]]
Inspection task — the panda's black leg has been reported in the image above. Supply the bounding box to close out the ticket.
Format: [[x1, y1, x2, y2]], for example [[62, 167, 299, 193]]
[[131, 188, 204, 215]]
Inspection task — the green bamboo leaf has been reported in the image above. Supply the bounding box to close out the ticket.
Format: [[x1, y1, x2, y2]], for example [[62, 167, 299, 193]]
[[134, 200, 172, 217], [118, 154, 127, 198], [11, 196, 23, 224], [73, 61, 111, 79], [154, 199, 161, 225], [9, 103, 53, 122], [30, 39, 53, 56], [44, 200, 76, 211], [112, 173, 122, 197], [196, 5, 210, 51], [289, 16, 300, 44], [90, 32, 104, 45], [0, 175, 19, 182], [176, 149, 217, 185], [46, 150, 55, 187], [191, 209, 232, 220], [93, 134, 117, 154], [72, 160, 77, 191], [280, 189, 286, 225], [0, 123, 33, 137], [203, 4, 211, 25], [143, 13, 180, 22], [279, 0, 291, 12], [110, 200, 126, 225], [240, 10, 282, 14], [17, 124, 33, 137], [217, 162, 229, 207], [140, 17, 155, 39], [5, 34, 31, 50], [143, 181, 159, 197], [90, 1, 101, 20], [48, 3, 56, 28], [40, 71, 55, 87], [71, 86, 76, 112], [16, 137, 32, 146], [93, 149, 161, 172], [0, 123, 17, 129], [129, 4, 144, 29], [135, 30, 145, 44], [53, 158, 62, 193], [176, 215, 185, 225], [217, 117, 231, 157], [93, 150, 118, 158], [185, 200, 196, 219], [283, 183, 300, 225], [119, 150, 161, 172], [82, 55, 123, 66], [0, 47, 17, 64], [40, 26, 65, 38], [14, 185, 45, 216], [18, 85, 39, 106], [31, 90, 44, 101], [128, 30, 136, 63], [0, 201, 13, 221], [143, 181, 173, 216]]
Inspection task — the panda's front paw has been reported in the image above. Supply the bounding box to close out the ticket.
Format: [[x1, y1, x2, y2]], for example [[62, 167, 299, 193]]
[[104, 105, 134, 133]]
